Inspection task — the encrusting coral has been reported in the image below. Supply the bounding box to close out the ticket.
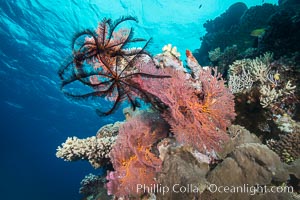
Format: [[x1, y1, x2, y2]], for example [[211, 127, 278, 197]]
[[267, 123, 300, 163], [96, 121, 122, 138], [79, 173, 106, 197]]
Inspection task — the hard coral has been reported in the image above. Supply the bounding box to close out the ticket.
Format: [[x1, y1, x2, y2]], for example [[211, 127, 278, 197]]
[[79, 173, 105, 197], [107, 112, 169, 198], [267, 128, 300, 163], [56, 135, 116, 169]]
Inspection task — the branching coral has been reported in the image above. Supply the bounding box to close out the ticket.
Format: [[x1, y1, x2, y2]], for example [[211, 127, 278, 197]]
[[263, 79, 296, 108], [228, 52, 297, 111], [106, 112, 169, 198], [229, 52, 272, 80], [258, 82, 296, 108], [56, 135, 116, 169], [56, 121, 121, 169], [228, 69, 253, 94], [249, 52, 273, 83], [259, 85, 282, 108]]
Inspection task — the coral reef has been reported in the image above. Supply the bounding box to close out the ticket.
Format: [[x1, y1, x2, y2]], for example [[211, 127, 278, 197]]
[[194, 3, 278, 66], [153, 44, 184, 71], [203, 2, 247, 33], [228, 52, 274, 93], [55, 12, 300, 199], [208, 47, 222, 62], [260, 0, 300, 58], [208, 45, 239, 76], [228, 52, 299, 140], [195, 0, 300, 75], [229, 52, 297, 109]]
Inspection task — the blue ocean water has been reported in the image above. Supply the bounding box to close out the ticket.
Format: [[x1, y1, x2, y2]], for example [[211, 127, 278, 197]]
[[0, 0, 278, 199]]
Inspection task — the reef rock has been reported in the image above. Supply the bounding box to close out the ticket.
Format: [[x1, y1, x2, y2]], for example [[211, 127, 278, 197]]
[[203, 143, 291, 200], [219, 125, 261, 158], [285, 158, 300, 179], [156, 146, 209, 200]]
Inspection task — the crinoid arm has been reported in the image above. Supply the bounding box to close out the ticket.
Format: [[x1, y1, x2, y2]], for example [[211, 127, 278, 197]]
[[119, 79, 169, 112], [117, 38, 154, 74], [95, 85, 122, 116], [71, 29, 97, 51], [58, 16, 172, 117], [58, 55, 74, 80], [105, 16, 138, 46]]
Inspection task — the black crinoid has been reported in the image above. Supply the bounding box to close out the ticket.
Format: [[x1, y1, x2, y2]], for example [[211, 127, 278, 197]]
[[58, 16, 171, 116]]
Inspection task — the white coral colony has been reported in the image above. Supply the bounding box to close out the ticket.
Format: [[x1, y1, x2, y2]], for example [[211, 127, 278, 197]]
[[162, 43, 181, 58]]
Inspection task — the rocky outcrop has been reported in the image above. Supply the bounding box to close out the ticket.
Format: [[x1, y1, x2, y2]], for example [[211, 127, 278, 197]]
[[203, 143, 291, 200], [156, 146, 210, 200]]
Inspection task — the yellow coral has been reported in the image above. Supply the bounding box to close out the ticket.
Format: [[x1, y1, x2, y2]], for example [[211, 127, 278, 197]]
[[274, 73, 280, 80]]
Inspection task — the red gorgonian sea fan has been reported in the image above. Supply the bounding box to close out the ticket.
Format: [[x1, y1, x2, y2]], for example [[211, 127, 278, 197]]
[[106, 112, 168, 198], [137, 51, 236, 152]]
